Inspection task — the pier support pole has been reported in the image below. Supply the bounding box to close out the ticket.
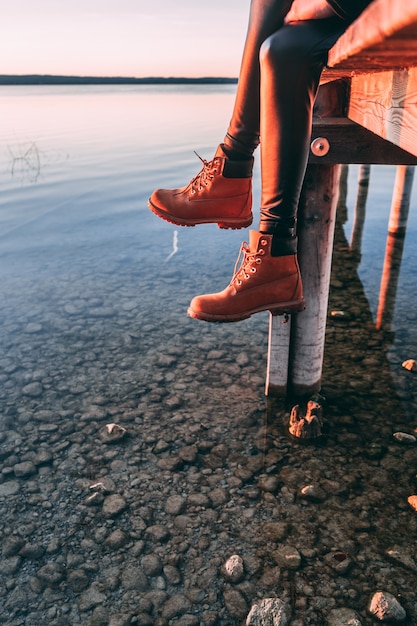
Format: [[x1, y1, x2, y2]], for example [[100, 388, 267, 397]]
[[287, 163, 342, 397], [350, 164, 371, 257], [265, 314, 292, 396], [376, 165, 415, 331]]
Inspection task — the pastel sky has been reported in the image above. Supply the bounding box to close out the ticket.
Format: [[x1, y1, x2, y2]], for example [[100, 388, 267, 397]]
[[1, 0, 251, 77]]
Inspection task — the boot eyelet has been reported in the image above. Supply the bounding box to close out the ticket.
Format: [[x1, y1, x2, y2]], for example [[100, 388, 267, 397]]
[[261, 239, 268, 246], [250, 267, 256, 273], [212, 169, 217, 174], [237, 279, 242, 285], [198, 186, 203, 191], [256, 258, 262, 264], [259, 249, 265, 255], [191, 189, 196, 195], [244, 273, 250, 280]]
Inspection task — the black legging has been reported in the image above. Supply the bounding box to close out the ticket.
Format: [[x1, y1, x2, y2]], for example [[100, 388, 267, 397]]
[[223, 0, 349, 236]]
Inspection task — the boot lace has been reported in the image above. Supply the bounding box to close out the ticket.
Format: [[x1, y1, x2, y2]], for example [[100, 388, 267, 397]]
[[188, 152, 220, 193], [230, 241, 263, 287]]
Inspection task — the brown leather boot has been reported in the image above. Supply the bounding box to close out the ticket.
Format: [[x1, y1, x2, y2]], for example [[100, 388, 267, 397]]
[[187, 230, 305, 322], [148, 145, 253, 229]]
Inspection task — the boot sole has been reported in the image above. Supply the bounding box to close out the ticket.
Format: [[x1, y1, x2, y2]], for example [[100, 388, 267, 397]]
[[187, 298, 306, 323], [148, 199, 253, 230]]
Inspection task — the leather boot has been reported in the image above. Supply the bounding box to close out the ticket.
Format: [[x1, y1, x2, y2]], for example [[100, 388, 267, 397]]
[[187, 230, 305, 322], [148, 144, 253, 229]]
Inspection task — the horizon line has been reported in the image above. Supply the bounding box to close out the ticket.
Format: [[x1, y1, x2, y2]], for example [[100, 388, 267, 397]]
[[0, 74, 238, 85]]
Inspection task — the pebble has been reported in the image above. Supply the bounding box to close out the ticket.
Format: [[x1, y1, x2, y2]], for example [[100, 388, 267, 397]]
[[223, 588, 248, 620], [19, 543, 45, 560], [330, 310, 349, 320], [145, 524, 170, 543], [2, 537, 25, 558], [37, 562, 65, 587], [102, 494, 127, 517], [67, 569, 90, 592], [161, 594, 192, 620], [222, 554, 245, 583], [386, 547, 417, 573], [327, 607, 362, 625], [324, 551, 353, 575], [165, 494, 186, 515], [368, 591, 406, 622], [393, 432, 417, 445], [259, 475, 280, 493], [78, 583, 107, 612], [246, 598, 291, 626], [141, 553, 163, 576], [272, 545, 302, 570], [105, 529, 129, 549], [14, 461, 37, 478], [407, 495, 417, 512], [98, 423, 128, 444], [121, 566, 149, 591], [298, 484, 327, 502], [402, 359, 417, 371], [21, 382, 43, 397], [0, 480, 20, 496], [33, 449, 54, 465]]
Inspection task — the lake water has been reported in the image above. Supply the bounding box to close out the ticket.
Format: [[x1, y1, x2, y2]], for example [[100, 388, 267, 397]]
[[1, 85, 417, 625]]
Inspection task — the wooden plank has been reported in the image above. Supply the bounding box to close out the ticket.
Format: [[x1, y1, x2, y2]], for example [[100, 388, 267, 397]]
[[309, 117, 417, 165], [287, 164, 341, 398], [348, 68, 417, 157], [324, 0, 417, 77]]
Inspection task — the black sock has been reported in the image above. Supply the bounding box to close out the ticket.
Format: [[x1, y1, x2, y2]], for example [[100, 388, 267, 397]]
[[222, 143, 254, 178], [222, 144, 252, 162], [268, 235, 298, 257]]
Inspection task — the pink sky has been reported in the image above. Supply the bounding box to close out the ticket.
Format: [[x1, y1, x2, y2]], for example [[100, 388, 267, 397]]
[[1, 0, 250, 77]]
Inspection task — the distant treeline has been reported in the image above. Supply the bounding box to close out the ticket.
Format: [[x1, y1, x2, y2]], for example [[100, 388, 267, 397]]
[[0, 75, 238, 85]]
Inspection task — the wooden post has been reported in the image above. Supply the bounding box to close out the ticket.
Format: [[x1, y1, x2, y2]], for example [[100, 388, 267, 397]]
[[376, 165, 415, 330], [287, 163, 342, 397], [265, 315, 291, 396], [350, 164, 371, 256]]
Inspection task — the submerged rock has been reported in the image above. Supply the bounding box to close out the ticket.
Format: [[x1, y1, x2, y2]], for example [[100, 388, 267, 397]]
[[289, 401, 323, 439], [222, 554, 245, 583], [98, 423, 127, 444], [407, 495, 417, 512], [393, 432, 416, 445], [327, 607, 362, 625], [402, 359, 417, 372], [368, 591, 406, 622], [246, 598, 291, 626]]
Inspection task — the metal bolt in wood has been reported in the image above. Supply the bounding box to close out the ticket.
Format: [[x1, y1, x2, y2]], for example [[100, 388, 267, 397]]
[[311, 137, 330, 157]]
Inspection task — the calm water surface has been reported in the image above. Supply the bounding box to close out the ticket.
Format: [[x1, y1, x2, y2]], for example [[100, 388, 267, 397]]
[[1, 85, 417, 624]]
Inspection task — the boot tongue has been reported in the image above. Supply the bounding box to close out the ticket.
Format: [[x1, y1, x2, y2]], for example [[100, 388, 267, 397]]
[[249, 230, 264, 252], [214, 144, 229, 159]]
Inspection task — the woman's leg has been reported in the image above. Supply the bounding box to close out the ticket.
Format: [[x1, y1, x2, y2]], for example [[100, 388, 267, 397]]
[[258, 18, 347, 250], [224, 0, 294, 157], [148, 0, 293, 229], [188, 18, 350, 322]]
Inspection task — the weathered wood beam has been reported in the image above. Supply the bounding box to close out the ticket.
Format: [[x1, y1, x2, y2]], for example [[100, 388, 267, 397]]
[[309, 117, 417, 165], [348, 68, 417, 158], [324, 0, 417, 77]]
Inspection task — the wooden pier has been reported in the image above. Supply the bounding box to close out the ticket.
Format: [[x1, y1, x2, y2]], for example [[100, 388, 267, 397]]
[[266, 0, 417, 398]]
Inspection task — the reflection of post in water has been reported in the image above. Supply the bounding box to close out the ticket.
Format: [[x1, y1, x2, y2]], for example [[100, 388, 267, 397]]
[[376, 165, 415, 331], [350, 164, 371, 258]]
